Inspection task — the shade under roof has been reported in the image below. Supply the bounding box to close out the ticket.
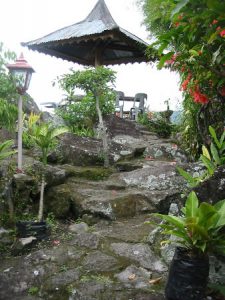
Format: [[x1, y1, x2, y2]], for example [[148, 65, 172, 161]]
[[22, 0, 152, 66]]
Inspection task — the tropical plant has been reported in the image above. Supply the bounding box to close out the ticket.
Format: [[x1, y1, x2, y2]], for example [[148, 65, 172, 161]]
[[150, 191, 225, 255], [22, 112, 41, 148], [30, 122, 68, 221], [0, 98, 17, 131], [208, 125, 225, 163], [58, 66, 116, 167], [140, 0, 225, 156], [138, 111, 174, 138], [0, 140, 16, 161], [177, 125, 225, 187]]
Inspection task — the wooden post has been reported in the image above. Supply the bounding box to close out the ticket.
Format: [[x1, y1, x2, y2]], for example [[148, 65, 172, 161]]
[[17, 95, 23, 170]]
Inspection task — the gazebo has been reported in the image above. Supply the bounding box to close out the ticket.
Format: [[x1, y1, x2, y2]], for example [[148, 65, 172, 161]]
[[22, 0, 155, 67]]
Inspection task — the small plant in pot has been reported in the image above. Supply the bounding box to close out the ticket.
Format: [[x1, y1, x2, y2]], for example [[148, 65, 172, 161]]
[[16, 122, 68, 240], [150, 191, 225, 300]]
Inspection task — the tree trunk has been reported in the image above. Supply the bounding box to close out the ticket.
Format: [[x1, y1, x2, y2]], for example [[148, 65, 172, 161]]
[[95, 94, 110, 167], [38, 174, 45, 221]]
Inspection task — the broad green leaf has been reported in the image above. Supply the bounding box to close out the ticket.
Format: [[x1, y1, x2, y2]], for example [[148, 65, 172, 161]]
[[154, 213, 185, 230], [0, 139, 14, 152], [200, 155, 216, 175], [185, 191, 199, 218], [0, 140, 17, 161], [214, 199, 225, 227], [219, 131, 225, 146], [187, 222, 209, 240], [198, 202, 217, 228], [209, 126, 220, 148], [163, 229, 191, 243], [210, 143, 221, 165], [171, 0, 190, 18], [202, 145, 211, 160], [0, 150, 17, 160]]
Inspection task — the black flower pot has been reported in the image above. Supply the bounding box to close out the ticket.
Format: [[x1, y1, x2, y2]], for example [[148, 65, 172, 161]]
[[16, 221, 49, 240], [165, 247, 209, 300]]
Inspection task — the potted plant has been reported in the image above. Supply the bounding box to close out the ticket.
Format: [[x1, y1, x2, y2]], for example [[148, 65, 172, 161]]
[[16, 122, 68, 240], [150, 191, 225, 300]]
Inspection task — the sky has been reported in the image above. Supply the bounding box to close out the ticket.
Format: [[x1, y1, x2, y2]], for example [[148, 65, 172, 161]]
[[0, 0, 183, 111]]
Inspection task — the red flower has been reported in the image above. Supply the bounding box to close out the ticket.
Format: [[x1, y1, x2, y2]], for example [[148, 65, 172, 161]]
[[174, 22, 180, 27], [181, 79, 189, 91], [216, 26, 221, 31], [212, 19, 218, 25], [219, 29, 225, 37], [193, 89, 209, 104], [180, 73, 192, 91]]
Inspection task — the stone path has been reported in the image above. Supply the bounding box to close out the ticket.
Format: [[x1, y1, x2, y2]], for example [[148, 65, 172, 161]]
[[0, 216, 166, 300]]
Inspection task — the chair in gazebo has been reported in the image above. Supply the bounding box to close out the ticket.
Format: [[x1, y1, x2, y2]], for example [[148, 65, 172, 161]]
[[130, 93, 147, 120], [115, 91, 124, 118]]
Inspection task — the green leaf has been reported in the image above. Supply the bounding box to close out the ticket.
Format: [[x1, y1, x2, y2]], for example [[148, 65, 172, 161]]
[[154, 213, 185, 230], [208, 31, 219, 44], [163, 229, 191, 243], [214, 199, 225, 227], [185, 192, 199, 218], [209, 126, 221, 148], [200, 154, 216, 175], [0, 140, 17, 161], [189, 49, 199, 57], [198, 202, 217, 228], [210, 143, 221, 165], [202, 145, 211, 160], [176, 166, 199, 187], [158, 42, 169, 55], [157, 52, 174, 69], [219, 131, 225, 146], [171, 0, 190, 18]]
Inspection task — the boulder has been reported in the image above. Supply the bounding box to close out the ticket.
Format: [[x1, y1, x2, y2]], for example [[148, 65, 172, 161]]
[[82, 251, 119, 272], [48, 133, 130, 166], [111, 242, 167, 272], [194, 165, 225, 204], [23, 94, 40, 115], [113, 133, 188, 163], [115, 265, 152, 289]]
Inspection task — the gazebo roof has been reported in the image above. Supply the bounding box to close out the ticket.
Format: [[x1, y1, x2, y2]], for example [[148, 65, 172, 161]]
[[22, 0, 151, 66]]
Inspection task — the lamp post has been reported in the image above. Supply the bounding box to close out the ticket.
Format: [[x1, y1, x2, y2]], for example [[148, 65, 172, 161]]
[[7, 53, 34, 171]]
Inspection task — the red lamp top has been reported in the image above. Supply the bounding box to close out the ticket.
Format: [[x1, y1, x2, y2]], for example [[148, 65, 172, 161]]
[[7, 53, 35, 73], [7, 53, 35, 94]]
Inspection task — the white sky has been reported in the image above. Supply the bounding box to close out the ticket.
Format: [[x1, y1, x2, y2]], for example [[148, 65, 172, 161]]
[[0, 0, 182, 111]]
